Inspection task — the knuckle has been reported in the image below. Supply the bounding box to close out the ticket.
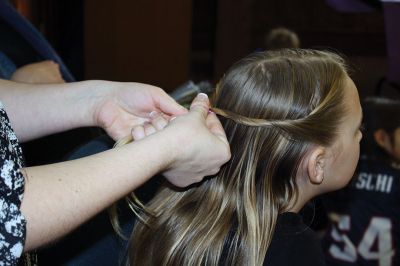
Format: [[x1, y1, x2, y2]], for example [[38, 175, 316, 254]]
[[152, 116, 168, 130], [211, 168, 220, 175], [225, 149, 232, 161], [191, 102, 208, 110], [219, 146, 231, 162], [195, 175, 204, 182]]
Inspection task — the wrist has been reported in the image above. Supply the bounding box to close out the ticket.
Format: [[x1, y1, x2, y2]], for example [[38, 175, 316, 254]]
[[81, 80, 115, 128], [156, 124, 189, 170], [149, 128, 183, 173]]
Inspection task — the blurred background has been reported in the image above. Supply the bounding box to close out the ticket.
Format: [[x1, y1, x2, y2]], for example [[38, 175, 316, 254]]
[[9, 0, 391, 98], [3, 1, 398, 264], [4, 0, 399, 166]]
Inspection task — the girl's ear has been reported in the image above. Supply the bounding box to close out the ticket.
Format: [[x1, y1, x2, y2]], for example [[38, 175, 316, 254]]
[[374, 129, 393, 154], [307, 147, 325, 184]]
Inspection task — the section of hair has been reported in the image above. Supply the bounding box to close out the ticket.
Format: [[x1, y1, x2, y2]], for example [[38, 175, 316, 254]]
[[126, 49, 348, 266]]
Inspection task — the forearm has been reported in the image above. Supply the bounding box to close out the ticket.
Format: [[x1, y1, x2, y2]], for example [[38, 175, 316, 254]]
[[20, 134, 173, 251], [0, 79, 103, 142]]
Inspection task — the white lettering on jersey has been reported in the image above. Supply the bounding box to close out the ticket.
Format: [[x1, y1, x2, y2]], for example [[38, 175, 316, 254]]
[[355, 172, 393, 193]]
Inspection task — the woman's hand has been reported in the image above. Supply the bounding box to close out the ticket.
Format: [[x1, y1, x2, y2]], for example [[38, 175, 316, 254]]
[[0, 79, 185, 142], [92, 82, 187, 140], [129, 93, 231, 187]]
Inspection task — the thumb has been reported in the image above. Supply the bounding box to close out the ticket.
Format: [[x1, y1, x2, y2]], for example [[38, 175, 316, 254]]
[[189, 93, 210, 120], [206, 112, 229, 145]]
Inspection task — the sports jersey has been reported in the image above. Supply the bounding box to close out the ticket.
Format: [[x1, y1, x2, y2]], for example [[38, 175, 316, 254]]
[[322, 155, 400, 266]]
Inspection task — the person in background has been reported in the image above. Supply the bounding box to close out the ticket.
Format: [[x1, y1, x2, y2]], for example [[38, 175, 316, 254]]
[[264, 27, 300, 50], [0, 51, 64, 84], [10, 60, 65, 84], [322, 97, 400, 266]]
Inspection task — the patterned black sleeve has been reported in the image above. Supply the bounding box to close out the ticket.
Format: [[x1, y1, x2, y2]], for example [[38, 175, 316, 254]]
[[0, 101, 26, 265]]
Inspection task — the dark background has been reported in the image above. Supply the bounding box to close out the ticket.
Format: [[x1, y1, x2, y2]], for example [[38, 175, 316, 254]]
[[5, 1, 393, 263], [12, 0, 388, 98], [7, 0, 392, 165]]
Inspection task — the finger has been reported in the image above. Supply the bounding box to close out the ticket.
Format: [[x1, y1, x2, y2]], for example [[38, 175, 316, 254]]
[[206, 112, 229, 145], [144, 123, 157, 136], [150, 112, 169, 130], [189, 93, 210, 120], [161, 113, 172, 121], [131, 125, 145, 141], [153, 89, 188, 116], [210, 168, 221, 175]]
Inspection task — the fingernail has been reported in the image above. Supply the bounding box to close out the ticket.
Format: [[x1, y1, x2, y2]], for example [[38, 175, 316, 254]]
[[197, 93, 208, 100], [149, 111, 159, 118], [170, 116, 177, 122], [208, 109, 214, 114]]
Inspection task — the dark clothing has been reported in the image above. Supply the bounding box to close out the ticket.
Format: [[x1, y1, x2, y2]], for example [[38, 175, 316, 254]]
[[264, 212, 326, 266], [219, 212, 326, 265], [322, 156, 399, 266], [0, 101, 26, 265], [0, 52, 16, 79]]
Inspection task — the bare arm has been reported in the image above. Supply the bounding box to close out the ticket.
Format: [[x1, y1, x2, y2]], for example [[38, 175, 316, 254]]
[[21, 132, 171, 251], [20, 94, 230, 251], [0, 79, 98, 142], [0, 79, 184, 142]]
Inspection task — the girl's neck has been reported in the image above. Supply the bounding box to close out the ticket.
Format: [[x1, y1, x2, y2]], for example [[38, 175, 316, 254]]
[[286, 195, 309, 213]]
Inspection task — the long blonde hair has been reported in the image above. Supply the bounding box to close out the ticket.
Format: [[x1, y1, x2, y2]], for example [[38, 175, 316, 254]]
[[122, 49, 348, 265]]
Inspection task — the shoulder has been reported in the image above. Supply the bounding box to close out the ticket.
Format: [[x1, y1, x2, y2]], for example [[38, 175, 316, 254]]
[[264, 213, 326, 266]]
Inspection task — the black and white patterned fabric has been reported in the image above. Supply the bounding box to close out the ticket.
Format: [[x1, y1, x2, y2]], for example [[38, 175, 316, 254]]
[[0, 101, 26, 265]]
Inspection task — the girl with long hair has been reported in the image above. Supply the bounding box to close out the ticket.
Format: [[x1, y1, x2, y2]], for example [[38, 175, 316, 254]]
[[116, 49, 363, 265]]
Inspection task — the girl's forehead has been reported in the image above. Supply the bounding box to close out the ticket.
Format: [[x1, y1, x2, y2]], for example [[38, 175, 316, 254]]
[[343, 78, 361, 116]]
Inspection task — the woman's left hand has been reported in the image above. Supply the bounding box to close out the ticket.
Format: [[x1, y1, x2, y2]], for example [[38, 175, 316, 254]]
[[92, 82, 187, 140]]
